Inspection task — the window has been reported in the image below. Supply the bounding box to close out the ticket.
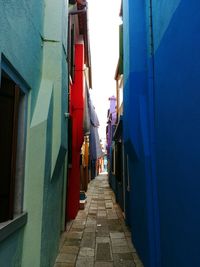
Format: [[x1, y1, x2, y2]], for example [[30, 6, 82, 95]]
[[0, 70, 27, 223]]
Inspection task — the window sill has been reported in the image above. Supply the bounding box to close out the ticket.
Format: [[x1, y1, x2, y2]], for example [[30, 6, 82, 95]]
[[0, 212, 28, 243]]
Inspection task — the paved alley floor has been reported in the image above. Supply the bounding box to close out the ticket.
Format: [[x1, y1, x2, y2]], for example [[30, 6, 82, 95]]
[[54, 173, 144, 267]]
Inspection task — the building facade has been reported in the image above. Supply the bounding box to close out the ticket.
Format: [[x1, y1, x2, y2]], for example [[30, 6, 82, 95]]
[[106, 96, 117, 190], [113, 16, 125, 213], [123, 1, 200, 267], [0, 0, 68, 266], [66, 0, 95, 220]]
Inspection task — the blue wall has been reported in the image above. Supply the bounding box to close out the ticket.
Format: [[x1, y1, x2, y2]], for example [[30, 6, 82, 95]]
[[123, 0, 200, 267], [123, 1, 159, 266], [153, 1, 200, 266]]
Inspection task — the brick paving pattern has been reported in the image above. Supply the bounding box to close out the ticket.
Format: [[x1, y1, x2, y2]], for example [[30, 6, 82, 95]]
[[54, 174, 144, 267]]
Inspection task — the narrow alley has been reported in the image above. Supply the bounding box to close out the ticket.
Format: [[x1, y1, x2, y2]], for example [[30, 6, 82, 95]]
[[1, 0, 200, 267], [55, 174, 143, 267]]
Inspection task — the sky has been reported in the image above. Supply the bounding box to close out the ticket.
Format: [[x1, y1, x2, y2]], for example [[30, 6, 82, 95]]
[[88, 0, 121, 142]]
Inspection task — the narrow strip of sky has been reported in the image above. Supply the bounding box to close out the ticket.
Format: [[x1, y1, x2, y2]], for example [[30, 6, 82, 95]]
[[88, 0, 121, 141]]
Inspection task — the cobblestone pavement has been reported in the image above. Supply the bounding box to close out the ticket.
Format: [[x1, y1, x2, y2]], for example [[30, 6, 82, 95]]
[[54, 173, 144, 267]]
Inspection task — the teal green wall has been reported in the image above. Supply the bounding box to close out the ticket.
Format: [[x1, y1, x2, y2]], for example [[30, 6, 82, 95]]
[[0, 0, 68, 266], [0, 0, 44, 115], [22, 0, 68, 266], [0, 229, 24, 267], [0, 0, 44, 265]]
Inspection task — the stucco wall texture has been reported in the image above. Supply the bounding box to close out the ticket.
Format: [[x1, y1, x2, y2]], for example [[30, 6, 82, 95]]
[[123, 1, 200, 267], [0, 0, 68, 266]]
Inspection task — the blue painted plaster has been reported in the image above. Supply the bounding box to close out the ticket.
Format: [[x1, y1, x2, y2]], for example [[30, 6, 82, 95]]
[[153, 1, 200, 266], [123, 1, 160, 266], [152, 0, 181, 52], [123, 0, 200, 266]]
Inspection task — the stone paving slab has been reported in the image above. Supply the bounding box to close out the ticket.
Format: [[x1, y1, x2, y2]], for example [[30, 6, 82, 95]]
[[96, 242, 112, 261], [54, 174, 143, 267], [56, 253, 76, 264], [65, 232, 83, 240], [85, 225, 96, 232], [60, 246, 79, 254], [96, 236, 110, 243], [95, 262, 114, 267], [80, 232, 96, 248], [54, 263, 75, 267], [113, 253, 134, 261], [76, 258, 94, 267], [112, 246, 132, 254], [110, 232, 125, 239], [113, 260, 136, 267], [78, 247, 95, 258], [64, 239, 81, 247], [111, 238, 128, 247]]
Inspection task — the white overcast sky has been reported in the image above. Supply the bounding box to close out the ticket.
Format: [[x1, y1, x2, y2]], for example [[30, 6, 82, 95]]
[[88, 0, 121, 141]]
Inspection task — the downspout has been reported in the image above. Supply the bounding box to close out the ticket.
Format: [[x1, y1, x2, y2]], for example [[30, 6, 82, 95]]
[[147, 0, 161, 266]]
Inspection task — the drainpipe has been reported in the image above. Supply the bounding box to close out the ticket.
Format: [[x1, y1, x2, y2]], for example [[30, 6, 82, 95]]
[[147, 0, 161, 266]]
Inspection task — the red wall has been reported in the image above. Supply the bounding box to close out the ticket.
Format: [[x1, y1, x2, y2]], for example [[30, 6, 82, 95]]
[[67, 44, 85, 220]]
